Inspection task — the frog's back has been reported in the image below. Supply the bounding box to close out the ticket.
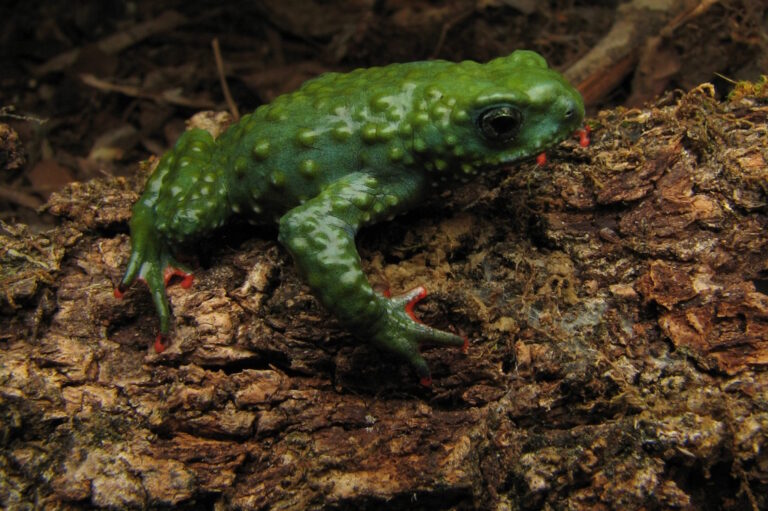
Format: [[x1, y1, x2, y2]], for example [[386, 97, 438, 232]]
[[217, 51, 573, 221], [219, 59, 470, 218]]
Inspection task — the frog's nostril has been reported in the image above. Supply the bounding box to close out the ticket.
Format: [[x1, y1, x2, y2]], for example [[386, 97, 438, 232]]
[[563, 97, 584, 127]]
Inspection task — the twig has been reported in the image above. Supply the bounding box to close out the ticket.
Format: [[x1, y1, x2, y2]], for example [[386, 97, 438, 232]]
[[212, 38, 240, 121], [0, 106, 48, 124], [564, 0, 702, 105], [79, 73, 216, 109]]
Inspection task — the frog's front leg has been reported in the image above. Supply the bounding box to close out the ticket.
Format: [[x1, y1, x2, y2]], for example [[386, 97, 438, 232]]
[[115, 204, 194, 352], [116, 129, 223, 352], [278, 171, 466, 385]]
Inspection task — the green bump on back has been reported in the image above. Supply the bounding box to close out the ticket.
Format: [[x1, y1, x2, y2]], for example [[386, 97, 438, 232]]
[[333, 126, 353, 142], [299, 159, 318, 178], [252, 139, 270, 160], [370, 94, 389, 112], [388, 145, 404, 162], [234, 157, 248, 174], [412, 112, 430, 126], [270, 170, 286, 187], [296, 129, 318, 147], [361, 124, 378, 143]]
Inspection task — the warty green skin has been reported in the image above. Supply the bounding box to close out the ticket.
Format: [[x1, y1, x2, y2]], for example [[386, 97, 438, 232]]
[[119, 50, 585, 382]]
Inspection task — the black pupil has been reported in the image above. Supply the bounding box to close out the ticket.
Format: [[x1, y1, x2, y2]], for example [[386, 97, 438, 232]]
[[490, 115, 518, 136], [480, 106, 521, 142]]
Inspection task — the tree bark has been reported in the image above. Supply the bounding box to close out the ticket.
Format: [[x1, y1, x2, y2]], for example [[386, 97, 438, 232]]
[[1, 83, 767, 510]]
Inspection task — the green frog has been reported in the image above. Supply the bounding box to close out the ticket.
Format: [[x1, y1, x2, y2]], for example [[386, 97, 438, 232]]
[[116, 50, 585, 385]]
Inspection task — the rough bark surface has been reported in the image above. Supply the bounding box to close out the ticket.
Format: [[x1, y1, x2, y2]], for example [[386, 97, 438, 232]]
[[2, 84, 767, 510]]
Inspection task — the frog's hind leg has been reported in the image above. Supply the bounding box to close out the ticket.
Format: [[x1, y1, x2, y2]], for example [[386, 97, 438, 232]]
[[278, 171, 467, 385]]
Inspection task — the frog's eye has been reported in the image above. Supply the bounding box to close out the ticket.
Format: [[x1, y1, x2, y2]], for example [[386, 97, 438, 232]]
[[478, 106, 522, 143]]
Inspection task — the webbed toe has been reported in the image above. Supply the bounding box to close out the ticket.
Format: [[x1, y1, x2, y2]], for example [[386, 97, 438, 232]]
[[373, 286, 467, 385]]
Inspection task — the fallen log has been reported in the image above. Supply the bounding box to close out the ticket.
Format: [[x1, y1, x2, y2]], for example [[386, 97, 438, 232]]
[[1, 82, 766, 510]]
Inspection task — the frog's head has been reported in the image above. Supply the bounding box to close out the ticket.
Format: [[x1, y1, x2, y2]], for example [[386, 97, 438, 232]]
[[414, 50, 584, 177]]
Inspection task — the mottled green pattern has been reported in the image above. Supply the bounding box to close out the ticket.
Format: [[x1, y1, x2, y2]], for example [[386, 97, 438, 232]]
[[119, 50, 584, 382]]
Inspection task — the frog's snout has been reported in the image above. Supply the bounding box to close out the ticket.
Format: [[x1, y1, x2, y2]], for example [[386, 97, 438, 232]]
[[562, 94, 585, 130]]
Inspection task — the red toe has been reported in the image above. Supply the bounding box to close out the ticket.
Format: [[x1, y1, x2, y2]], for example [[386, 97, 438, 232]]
[[164, 267, 194, 289], [154, 334, 167, 353], [404, 286, 428, 323], [575, 126, 591, 147], [180, 273, 194, 289]]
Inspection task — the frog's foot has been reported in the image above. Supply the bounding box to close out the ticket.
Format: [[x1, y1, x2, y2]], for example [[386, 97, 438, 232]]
[[574, 125, 591, 147], [537, 126, 590, 166], [113, 265, 193, 299], [375, 286, 468, 387], [114, 233, 194, 352]]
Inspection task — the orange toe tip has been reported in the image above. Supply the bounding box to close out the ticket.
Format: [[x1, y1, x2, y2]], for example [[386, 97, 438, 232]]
[[419, 376, 433, 387], [575, 127, 591, 147], [153, 334, 167, 353], [404, 286, 429, 324], [180, 274, 194, 289], [164, 267, 194, 289], [461, 336, 469, 354]]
